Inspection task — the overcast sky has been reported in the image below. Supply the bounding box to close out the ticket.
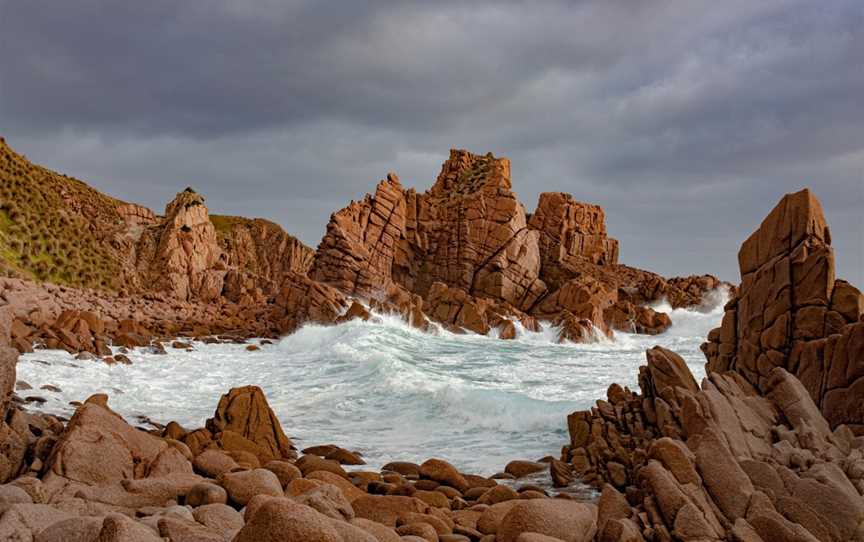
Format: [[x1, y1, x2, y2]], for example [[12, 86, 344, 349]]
[[1, 1, 861, 284]]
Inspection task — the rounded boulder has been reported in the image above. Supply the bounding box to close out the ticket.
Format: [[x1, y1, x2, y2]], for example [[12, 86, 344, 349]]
[[497, 500, 597, 542], [220, 468, 283, 506]]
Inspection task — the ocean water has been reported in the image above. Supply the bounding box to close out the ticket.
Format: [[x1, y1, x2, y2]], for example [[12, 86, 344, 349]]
[[15, 289, 727, 478]]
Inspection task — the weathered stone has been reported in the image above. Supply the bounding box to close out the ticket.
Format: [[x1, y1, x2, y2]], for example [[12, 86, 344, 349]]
[[205, 385, 294, 463], [46, 399, 192, 486], [496, 500, 598, 542], [234, 498, 342, 542], [420, 458, 469, 492], [220, 468, 283, 506]]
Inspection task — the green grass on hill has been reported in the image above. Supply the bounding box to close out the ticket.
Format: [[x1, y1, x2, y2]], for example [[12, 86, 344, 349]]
[[0, 138, 125, 289]]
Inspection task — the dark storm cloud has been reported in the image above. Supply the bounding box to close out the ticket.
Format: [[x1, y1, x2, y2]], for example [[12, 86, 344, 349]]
[[1, 0, 861, 284]]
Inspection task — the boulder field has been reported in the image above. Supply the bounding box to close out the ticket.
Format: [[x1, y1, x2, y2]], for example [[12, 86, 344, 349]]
[[0, 374, 604, 541], [1, 138, 724, 355]]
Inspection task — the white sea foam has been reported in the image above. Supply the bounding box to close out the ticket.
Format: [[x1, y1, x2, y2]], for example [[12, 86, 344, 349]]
[[15, 289, 727, 476]]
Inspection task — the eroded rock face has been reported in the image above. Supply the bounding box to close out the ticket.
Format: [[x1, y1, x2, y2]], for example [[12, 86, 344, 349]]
[[312, 174, 407, 297], [137, 189, 227, 302], [116, 203, 157, 229], [404, 150, 547, 311], [312, 151, 549, 312], [563, 347, 864, 542], [702, 188, 864, 432], [273, 272, 348, 334], [219, 217, 315, 302], [307, 149, 713, 342], [531, 276, 616, 338], [529, 192, 619, 290]]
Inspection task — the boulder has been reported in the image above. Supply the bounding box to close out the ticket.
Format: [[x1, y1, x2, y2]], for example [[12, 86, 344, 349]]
[[294, 483, 354, 521], [192, 449, 238, 478], [496, 501, 597, 542], [157, 516, 225, 542], [185, 482, 227, 507], [93, 516, 162, 542], [504, 460, 547, 478], [351, 517, 402, 542], [0, 503, 74, 541], [219, 468, 283, 506], [45, 398, 192, 486], [234, 498, 342, 542], [205, 385, 294, 463], [420, 459, 469, 492], [263, 460, 302, 488], [641, 346, 699, 401], [192, 503, 244, 540], [352, 495, 428, 527], [35, 516, 104, 542]]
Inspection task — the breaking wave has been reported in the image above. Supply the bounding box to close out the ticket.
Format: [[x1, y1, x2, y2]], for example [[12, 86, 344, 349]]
[[16, 289, 727, 475]]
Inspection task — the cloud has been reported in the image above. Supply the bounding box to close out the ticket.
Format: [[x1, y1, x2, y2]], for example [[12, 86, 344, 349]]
[[1, 0, 861, 284]]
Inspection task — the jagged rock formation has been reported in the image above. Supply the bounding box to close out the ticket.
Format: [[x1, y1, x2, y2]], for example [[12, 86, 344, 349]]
[[1, 138, 723, 347], [559, 188, 864, 541], [312, 174, 407, 297], [702, 188, 864, 432], [214, 216, 315, 302], [0, 138, 314, 306], [311, 149, 721, 341], [563, 346, 864, 542], [272, 272, 348, 334], [312, 151, 549, 312], [136, 188, 228, 301], [0, 138, 324, 351], [529, 192, 619, 291], [204, 386, 296, 464]]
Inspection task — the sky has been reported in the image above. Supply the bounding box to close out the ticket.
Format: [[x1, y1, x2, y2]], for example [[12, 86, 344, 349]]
[[1, 0, 861, 284]]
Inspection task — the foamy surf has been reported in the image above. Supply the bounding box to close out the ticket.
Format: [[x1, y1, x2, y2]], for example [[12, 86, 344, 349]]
[[15, 289, 727, 476]]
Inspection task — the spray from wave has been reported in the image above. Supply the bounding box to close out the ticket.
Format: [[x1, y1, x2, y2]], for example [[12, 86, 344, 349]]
[[15, 289, 728, 475]]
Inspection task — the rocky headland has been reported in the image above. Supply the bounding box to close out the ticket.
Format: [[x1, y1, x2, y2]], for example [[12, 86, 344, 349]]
[[0, 135, 861, 541], [1, 138, 722, 359]]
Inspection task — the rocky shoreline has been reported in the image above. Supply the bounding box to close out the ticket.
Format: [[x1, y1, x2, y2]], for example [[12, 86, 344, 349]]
[[1, 139, 725, 358], [0, 138, 862, 540]]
